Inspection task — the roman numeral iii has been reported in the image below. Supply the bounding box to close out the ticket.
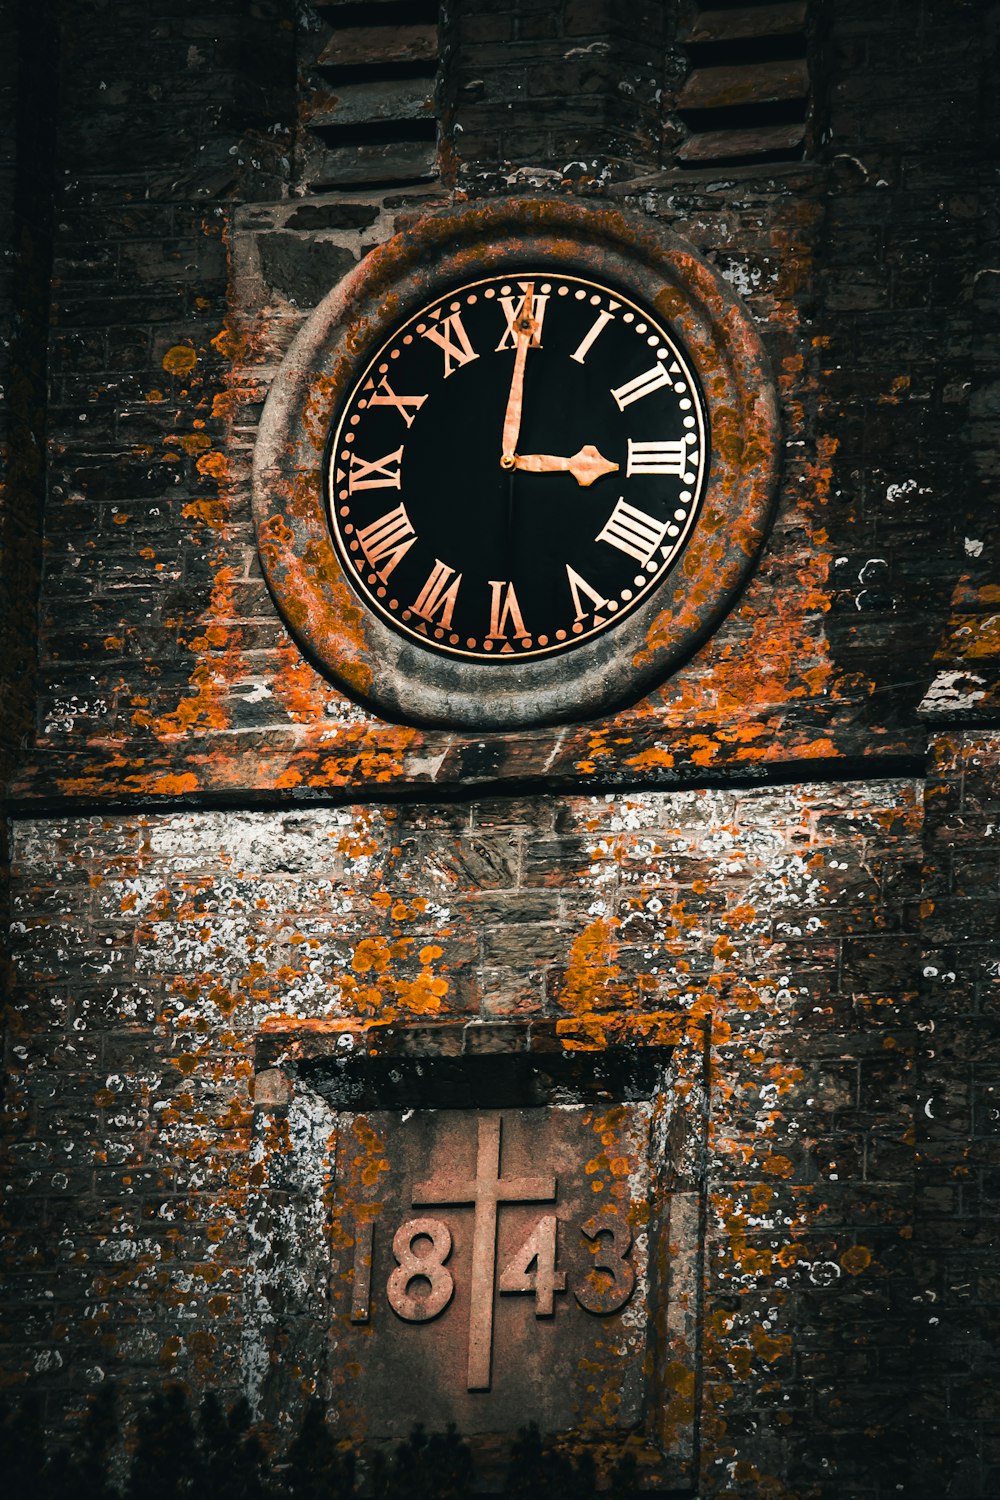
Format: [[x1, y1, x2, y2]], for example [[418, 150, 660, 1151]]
[[626, 438, 689, 476], [596, 498, 670, 566]]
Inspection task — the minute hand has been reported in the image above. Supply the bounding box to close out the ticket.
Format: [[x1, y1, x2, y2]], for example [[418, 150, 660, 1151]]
[[513, 444, 619, 488]]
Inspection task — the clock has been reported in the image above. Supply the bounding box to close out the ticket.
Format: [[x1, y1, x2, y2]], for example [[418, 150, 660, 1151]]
[[325, 271, 708, 664], [253, 201, 779, 728]]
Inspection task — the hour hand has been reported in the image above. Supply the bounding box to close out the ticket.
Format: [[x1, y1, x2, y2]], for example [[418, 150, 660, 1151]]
[[513, 444, 619, 488]]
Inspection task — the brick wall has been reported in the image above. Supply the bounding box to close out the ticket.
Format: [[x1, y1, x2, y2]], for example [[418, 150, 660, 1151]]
[[2, 0, 998, 1495]]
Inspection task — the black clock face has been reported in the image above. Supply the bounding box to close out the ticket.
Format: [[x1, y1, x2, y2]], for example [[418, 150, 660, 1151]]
[[324, 271, 709, 662]]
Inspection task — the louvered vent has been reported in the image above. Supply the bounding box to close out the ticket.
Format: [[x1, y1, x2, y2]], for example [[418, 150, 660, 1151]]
[[298, 1, 441, 192], [673, 1, 811, 168]]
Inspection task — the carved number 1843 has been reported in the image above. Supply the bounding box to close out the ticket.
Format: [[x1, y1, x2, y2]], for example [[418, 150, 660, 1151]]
[[352, 1210, 635, 1324]]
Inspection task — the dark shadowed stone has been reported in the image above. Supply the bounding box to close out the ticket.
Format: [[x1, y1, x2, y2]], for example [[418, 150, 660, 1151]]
[[258, 232, 356, 306], [285, 202, 380, 230]]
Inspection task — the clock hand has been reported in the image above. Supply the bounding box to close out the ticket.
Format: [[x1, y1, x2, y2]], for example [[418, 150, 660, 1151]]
[[500, 284, 537, 471], [513, 444, 619, 488]]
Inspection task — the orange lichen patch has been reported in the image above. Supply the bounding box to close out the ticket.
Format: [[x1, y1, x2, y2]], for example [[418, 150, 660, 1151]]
[[840, 1244, 873, 1275], [210, 321, 245, 363], [352, 936, 394, 975], [557, 917, 623, 1014], [196, 449, 227, 481], [750, 1325, 792, 1364], [556, 1010, 685, 1050], [181, 499, 228, 529], [173, 431, 211, 454], [149, 772, 199, 794], [162, 344, 198, 376], [622, 744, 676, 772], [937, 612, 1000, 659], [761, 1153, 795, 1179]]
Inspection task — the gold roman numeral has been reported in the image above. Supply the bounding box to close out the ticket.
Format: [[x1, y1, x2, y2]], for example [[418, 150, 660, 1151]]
[[412, 560, 462, 628], [367, 376, 428, 428], [421, 312, 479, 377], [487, 580, 529, 646], [570, 309, 615, 365], [348, 446, 404, 493], [596, 498, 669, 566], [626, 438, 689, 476], [565, 564, 609, 622], [610, 364, 672, 410], [355, 504, 417, 579], [495, 284, 548, 351]]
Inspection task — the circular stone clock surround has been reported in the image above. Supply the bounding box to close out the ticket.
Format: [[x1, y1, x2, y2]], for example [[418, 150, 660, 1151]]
[[252, 199, 781, 730]]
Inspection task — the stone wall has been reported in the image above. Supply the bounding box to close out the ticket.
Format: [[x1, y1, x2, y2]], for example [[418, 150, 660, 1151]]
[[2, 1, 999, 1495]]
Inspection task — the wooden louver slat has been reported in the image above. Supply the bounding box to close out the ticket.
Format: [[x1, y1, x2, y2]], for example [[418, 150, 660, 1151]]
[[317, 24, 439, 69], [303, 78, 436, 130], [677, 58, 809, 111], [675, 120, 806, 164], [677, 1, 808, 44]]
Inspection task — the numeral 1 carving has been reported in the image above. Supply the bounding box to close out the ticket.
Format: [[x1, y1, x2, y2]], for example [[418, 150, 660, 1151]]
[[356, 503, 417, 579], [412, 560, 462, 629], [350, 1218, 374, 1323], [610, 363, 672, 410], [421, 311, 479, 377], [596, 499, 670, 566], [348, 446, 404, 493], [626, 438, 688, 476]]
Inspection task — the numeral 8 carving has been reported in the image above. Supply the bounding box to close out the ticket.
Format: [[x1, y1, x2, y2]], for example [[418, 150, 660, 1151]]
[[386, 1216, 455, 1322]]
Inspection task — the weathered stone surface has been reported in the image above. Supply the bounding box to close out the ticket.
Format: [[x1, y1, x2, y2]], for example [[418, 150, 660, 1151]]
[[2, 0, 999, 1493]]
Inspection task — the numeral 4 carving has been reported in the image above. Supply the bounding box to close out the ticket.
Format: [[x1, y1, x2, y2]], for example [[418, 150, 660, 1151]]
[[498, 1214, 566, 1316]]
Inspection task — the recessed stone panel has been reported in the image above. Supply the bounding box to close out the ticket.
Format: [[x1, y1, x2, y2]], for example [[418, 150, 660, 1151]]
[[328, 1102, 650, 1438]]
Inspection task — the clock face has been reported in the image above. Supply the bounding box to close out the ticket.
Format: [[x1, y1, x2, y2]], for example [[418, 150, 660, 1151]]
[[324, 272, 709, 663]]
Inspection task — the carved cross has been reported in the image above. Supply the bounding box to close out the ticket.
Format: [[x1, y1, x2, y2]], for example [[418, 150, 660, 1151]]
[[413, 1113, 555, 1390]]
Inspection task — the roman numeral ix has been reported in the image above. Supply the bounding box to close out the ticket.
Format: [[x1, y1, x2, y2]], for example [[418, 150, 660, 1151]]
[[348, 446, 404, 494]]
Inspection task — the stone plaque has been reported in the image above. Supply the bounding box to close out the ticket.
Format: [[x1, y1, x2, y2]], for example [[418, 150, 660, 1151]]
[[329, 1103, 650, 1437], [247, 1020, 701, 1489]]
